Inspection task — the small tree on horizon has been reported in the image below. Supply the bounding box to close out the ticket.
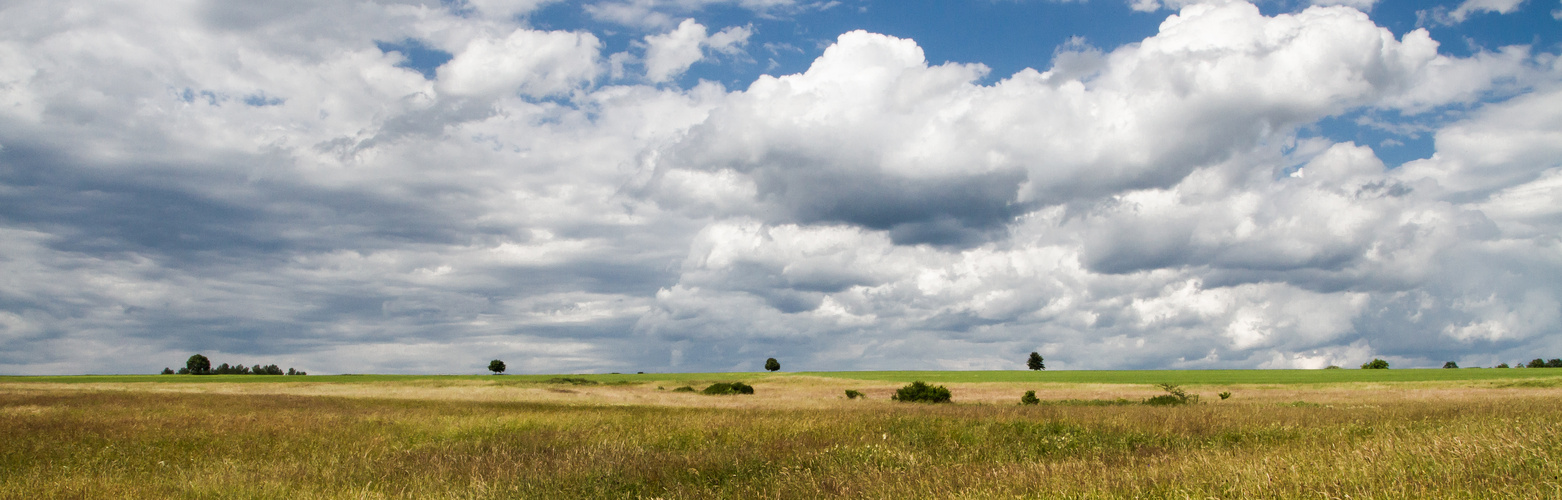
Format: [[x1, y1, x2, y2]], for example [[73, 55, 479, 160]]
[[764, 357, 780, 372], [1027, 352, 1045, 371], [1443, 361, 1458, 369], [488, 359, 506, 374], [185, 354, 211, 375], [1361, 358, 1390, 369]]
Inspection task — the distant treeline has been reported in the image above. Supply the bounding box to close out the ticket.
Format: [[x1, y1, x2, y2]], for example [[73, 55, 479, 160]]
[[160, 354, 305, 376]]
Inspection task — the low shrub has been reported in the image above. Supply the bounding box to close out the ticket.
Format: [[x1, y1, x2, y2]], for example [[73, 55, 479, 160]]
[[1218, 391, 1232, 400], [1361, 359, 1389, 369], [1144, 383, 1199, 406], [1020, 390, 1040, 406], [701, 382, 754, 395], [545, 377, 599, 385], [892, 381, 951, 403], [671, 386, 696, 392], [844, 389, 865, 399]]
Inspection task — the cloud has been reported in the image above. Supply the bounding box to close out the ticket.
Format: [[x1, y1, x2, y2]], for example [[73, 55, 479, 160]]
[[1309, 0, 1378, 11], [0, 0, 1558, 375], [1421, 0, 1528, 25], [643, 3, 1527, 243], [464, 0, 562, 19], [643, 19, 752, 83], [586, 0, 819, 29], [437, 28, 603, 97], [632, 2, 1560, 369]]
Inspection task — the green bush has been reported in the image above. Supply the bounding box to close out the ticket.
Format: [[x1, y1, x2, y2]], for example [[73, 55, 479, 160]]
[[1218, 391, 1232, 400], [701, 382, 754, 395], [892, 381, 951, 403], [1497, 363, 1510, 368], [1361, 359, 1389, 369], [1020, 390, 1040, 406], [671, 386, 696, 392], [1443, 361, 1459, 369], [1324, 365, 1341, 369], [844, 390, 865, 399], [1144, 383, 1199, 406]]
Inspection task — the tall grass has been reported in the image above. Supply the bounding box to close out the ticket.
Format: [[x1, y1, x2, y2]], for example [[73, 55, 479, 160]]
[[3, 386, 1560, 498]]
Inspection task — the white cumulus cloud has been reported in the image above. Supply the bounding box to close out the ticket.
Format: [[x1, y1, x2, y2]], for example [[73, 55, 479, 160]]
[[437, 28, 602, 97], [643, 19, 752, 83]]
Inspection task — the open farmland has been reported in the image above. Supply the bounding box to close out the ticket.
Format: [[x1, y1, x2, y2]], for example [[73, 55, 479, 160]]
[[3, 371, 1562, 498]]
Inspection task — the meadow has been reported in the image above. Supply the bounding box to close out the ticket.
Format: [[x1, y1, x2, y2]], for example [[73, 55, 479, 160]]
[[3, 370, 1561, 498]]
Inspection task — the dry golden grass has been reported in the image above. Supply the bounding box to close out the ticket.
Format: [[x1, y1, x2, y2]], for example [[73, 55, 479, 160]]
[[2, 376, 1560, 498]]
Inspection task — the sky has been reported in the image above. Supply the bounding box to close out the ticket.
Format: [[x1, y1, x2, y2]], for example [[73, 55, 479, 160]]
[[1, 0, 1560, 375]]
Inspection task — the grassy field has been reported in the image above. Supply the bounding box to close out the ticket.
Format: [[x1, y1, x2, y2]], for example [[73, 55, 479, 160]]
[[3, 371, 1562, 498]]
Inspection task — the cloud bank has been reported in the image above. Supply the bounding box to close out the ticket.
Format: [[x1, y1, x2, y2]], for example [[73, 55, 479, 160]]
[[0, 0, 1558, 374]]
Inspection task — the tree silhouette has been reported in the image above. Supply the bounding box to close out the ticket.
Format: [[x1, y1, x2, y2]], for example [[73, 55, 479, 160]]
[[185, 354, 211, 375]]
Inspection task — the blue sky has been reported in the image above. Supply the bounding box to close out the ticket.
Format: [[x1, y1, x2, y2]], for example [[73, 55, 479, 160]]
[[1, 0, 1560, 375]]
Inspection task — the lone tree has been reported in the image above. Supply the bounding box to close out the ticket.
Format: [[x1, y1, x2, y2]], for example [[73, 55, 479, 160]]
[[764, 357, 780, 372], [488, 359, 506, 374], [1361, 358, 1390, 369], [1027, 352, 1045, 371], [185, 354, 211, 375], [1443, 361, 1459, 369]]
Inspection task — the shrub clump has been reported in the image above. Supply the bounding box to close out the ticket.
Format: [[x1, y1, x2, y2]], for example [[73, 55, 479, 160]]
[[892, 381, 951, 403], [545, 377, 599, 385], [1144, 383, 1199, 406], [1361, 359, 1390, 369], [671, 386, 696, 392], [701, 382, 754, 395], [844, 389, 865, 399], [1020, 390, 1040, 406], [1218, 391, 1232, 400]]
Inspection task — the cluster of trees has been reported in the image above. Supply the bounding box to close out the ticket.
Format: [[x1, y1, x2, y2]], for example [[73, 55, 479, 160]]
[[1362, 359, 1562, 369], [162, 354, 304, 375]]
